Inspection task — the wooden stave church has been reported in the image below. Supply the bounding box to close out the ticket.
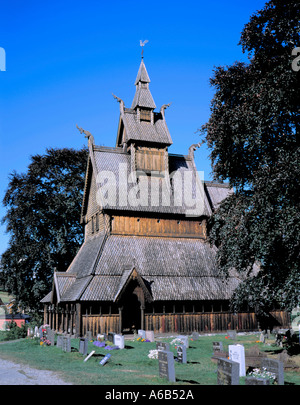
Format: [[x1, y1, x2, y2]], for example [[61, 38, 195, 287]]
[[41, 58, 288, 336]]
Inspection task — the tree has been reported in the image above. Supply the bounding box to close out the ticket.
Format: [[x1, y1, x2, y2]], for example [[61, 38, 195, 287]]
[[0, 147, 88, 311], [201, 0, 300, 314]]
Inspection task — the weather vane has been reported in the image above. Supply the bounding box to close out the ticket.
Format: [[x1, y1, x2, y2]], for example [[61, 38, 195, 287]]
[[140, 40, 148, 58]]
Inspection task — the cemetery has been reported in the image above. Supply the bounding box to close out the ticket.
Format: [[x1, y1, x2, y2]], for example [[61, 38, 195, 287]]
[[0, 325, 300, 385]]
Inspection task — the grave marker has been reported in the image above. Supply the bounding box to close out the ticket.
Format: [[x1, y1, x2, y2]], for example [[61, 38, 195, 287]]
[[114, 334, 125, 349], [213, 341, 223, 353], [56, 335, 64, 348], [177, 335, 189, 348], [107, 332, 115, 343], [47, 329, 55, 346], [145, 330, 155, 342], [261, 358, 284, 385], [177, 345, 187, 364], [158, 350, 176, 382], [191, 332, 200, 341], [138, 329, 146, 339], [84, 350, 95, 362], [229, 344, 246, 377], [217, 358, 239, 385], [227, 330, 237, 340], [79, 337, 89, 356], [245, 377, 270, 385], [99, 353, 111, 366], [62, 336, 71, 352], [156, 341, 170, 352]]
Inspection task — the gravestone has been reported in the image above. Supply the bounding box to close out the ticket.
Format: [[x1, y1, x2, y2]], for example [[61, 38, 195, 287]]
[[261, 358, 284, 385], [245, 345, 267, 368], [47, 329, 55, 346], [156, 341, 170, 352], [84, 350, 95, 362], [99, 353, 111, 366], [138, 329, 146, 339], [259, 332, 265, 343], [245, 377, 270, 385], [177, 335, 189, 348], [213, 342, 223, 353], [114, 334, 125, 349], [62, 336, 71, 353], [158, 350, 176, 382], [217, 358, 239, 385], [191, 332, 200, 341], [79, 338, 89, 356], [86, 331, 92, 341], [56, 335, 64, 348], [227, 330, 237, 340], [278, 349, 298, 369], [177, 345, 187, 364], [229, 344, 246, 377], [145, 330, 155, 342], [108, 332, 115, 343]]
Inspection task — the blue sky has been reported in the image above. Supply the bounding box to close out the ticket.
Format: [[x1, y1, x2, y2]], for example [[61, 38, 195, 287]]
[[0, 0, 267, 256]]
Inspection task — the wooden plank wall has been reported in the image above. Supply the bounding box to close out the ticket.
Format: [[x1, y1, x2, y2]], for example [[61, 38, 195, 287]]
[[111, 215, 206, 239], [82, 314, 120, 336], [46, 307, 289, 336]]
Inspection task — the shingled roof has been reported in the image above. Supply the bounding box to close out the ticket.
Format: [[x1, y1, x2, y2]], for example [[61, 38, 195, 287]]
[[45, 234, 240, 303]]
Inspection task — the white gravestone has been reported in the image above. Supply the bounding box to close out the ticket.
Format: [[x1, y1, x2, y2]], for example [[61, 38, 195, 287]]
[[177, 335, 189, 348], [229, 344, 246, 377], [114, 334, 125, 349], [138, 329, 146, 339], [145, 330, 155, 342]]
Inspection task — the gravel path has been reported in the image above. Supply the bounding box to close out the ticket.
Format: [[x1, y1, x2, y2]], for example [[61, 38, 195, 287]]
[[0, 357, 72, 385]]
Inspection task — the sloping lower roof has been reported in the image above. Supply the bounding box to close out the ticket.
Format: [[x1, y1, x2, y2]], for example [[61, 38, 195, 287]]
[[44, 234, 240, 303]]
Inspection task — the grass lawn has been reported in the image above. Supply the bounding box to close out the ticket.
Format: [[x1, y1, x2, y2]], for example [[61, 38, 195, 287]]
[[0, 332, 299, 385]]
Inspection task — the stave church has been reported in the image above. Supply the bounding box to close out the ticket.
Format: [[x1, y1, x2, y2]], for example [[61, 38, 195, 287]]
[[41, 55, 288, 336]]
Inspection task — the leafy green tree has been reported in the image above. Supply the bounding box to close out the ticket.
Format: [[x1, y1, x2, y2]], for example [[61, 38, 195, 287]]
[[201, 0, 300, 314], [0, 147, 87, 311]]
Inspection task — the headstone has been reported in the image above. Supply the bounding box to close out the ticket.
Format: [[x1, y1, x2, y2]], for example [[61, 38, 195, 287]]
[[213, 342, 223, 353], [56, 335, 64, 348], [177, 345, 187, 364], [47, 329, 55, 346], [156, 341, 170, 352], [261, 358, 284, 385], [114, 334, 125, 349], [138, 329, 146, 339], [217, 358, 240, 385], [79, 337, 89, 356], [34, 326, 39, 337], [227, 330, 237, 340], [86, 331, 92, 341], [158, 350, 176, 382], [191, 332, 200, 340], [108, 332, 115, 343], [229, 344, 246, 377], [177, 335, 189, 348], [245, 377, 270, 385], [99, 353, 111, 366], [245, 345, 267, 368], [84, 350, 95, 362], [259, 332, 265, 343], [38, 326, 43, 339], [278, 349, 298, 369], [62, 336, 71, 352], [145, 330, 155, 342]]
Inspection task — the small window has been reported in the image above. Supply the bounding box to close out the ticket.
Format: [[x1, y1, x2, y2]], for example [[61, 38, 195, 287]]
[[95, 213, 99, 232], [140, 109, 151, 122]]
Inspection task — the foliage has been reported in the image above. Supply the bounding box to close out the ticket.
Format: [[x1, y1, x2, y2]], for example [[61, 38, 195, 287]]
[[0, 321, 28, 341], [200, 0, 300, 313], [0, 147, 88, 311]]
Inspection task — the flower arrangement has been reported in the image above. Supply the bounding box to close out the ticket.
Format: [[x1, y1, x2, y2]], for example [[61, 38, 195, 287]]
[[170, 338, 184, 348], [136, 336, 150, 342], [248, 367, 277, 383], [148, 349, 159, 359]]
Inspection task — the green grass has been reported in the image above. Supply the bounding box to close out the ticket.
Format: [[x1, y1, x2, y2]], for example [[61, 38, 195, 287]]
[[0, 333, 299, 385]]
